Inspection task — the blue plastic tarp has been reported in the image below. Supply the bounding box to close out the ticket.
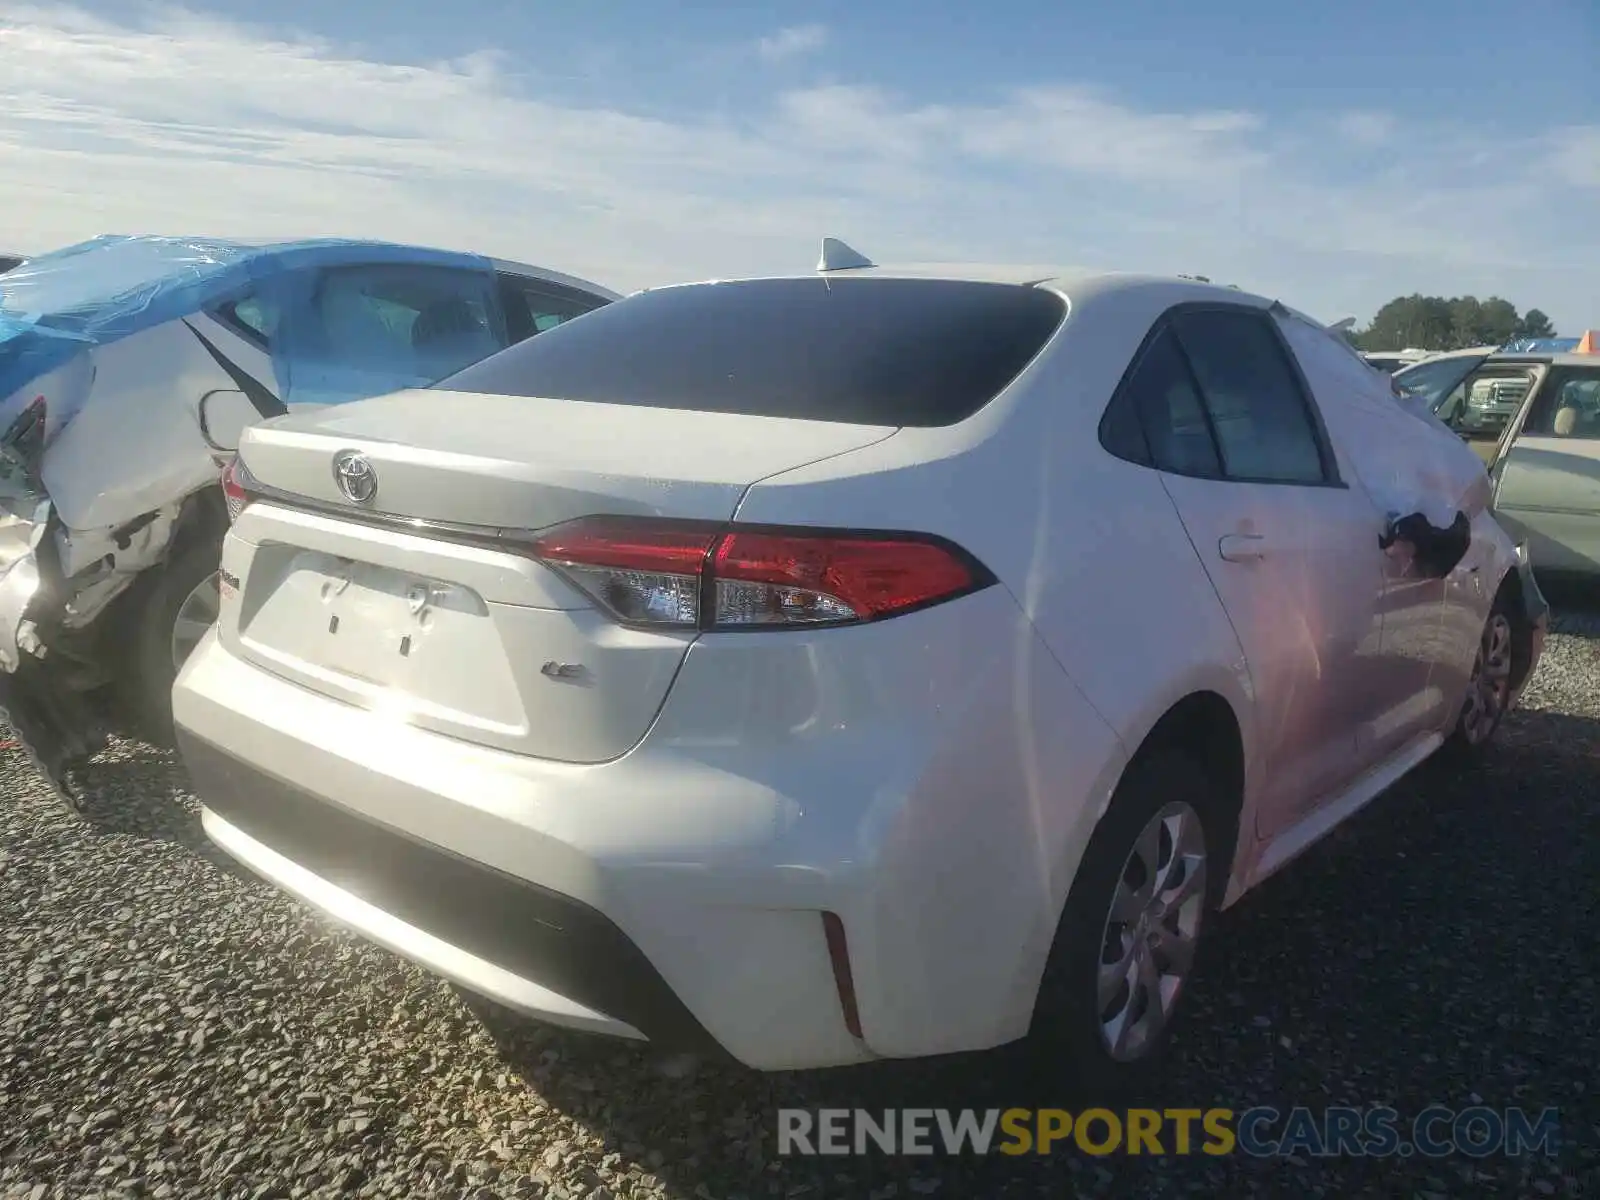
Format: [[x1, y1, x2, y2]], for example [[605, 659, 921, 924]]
[[0, 234, 501, 410]]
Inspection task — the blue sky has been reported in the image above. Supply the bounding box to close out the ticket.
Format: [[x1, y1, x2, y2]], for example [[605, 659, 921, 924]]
[[2, 1, 1597, 329], [183, 0, 1600, 126]]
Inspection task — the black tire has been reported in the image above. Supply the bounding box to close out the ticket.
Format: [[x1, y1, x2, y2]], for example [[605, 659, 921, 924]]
[[1027, 748, 1225, 1101], [1441, 587, 1516, 761], [117, 534, 222, 748]]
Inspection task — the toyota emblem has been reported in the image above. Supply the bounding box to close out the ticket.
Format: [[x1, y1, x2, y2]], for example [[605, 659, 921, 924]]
[[332, 450, 378, 504]]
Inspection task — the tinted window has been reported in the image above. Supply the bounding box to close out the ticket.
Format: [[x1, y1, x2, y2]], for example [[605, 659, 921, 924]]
[[0, 255, 21, 275], [438, 276, 1067, 426], [309, 264, 508, 383], [214, 293, 280, 345], [499, 275, 608, 342], [1098, 364, 1152, 466], [1522, 367, 1600, 438], [1110, 326, 1222, 477], [1170, 309, 1330, 484]]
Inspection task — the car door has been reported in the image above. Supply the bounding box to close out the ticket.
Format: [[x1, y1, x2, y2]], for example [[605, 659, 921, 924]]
[[1492, 363, 1600, 576], [275, 261, 512, 407], [1125, 305, 1391, 841], [1272, 309, 1471, 760]]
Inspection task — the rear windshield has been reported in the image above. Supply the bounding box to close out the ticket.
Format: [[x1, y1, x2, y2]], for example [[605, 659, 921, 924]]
[[435, 276, 1067, 426]]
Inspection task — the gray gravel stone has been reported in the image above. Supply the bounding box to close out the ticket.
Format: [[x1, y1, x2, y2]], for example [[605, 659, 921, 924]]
[[2, 615, 1598, 1196]]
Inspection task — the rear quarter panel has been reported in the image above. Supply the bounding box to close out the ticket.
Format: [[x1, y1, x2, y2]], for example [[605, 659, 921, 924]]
[[734, 279, 1260, 930], [639, 585, 1132, 1056], [734, 279, 1255, 766], [1435, 509, 1517, 704], [40, 321, 232, 530]]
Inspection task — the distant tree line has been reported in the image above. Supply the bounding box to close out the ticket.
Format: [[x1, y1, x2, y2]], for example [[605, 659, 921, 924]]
[[1347, 294, 1557, 352]]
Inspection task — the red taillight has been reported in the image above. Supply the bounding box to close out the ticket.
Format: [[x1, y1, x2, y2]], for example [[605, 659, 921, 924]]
[[714, 531, 981, 624], [526, 515, 989, 631], [219, 455, 255, 524]]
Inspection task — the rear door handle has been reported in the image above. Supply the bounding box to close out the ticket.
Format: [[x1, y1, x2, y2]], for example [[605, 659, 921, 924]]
[[1218, 533, 1268, 562]]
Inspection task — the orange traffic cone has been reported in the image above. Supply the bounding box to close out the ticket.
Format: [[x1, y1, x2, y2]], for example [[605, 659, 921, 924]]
[[1577, 330, 1599, 354]]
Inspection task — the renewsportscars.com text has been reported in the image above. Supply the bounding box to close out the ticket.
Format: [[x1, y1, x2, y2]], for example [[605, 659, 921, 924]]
[[776, 1106, 1560, 1158]]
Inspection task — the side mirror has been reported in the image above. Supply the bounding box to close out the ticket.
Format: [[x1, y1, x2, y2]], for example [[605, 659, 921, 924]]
[[197, 389, 260, 453]]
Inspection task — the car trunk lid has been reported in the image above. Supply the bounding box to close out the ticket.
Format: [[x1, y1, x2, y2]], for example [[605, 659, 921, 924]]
[[222, 389, 897, 762], [238, 387, 896, 529]]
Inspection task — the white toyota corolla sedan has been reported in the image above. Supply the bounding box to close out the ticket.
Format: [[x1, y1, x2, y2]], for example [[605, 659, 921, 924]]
[[172, 241, 1548, 1089]]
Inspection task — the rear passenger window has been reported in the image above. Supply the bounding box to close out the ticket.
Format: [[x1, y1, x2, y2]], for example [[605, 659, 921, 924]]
[[310, 264, 508, 382], [498, 275, 609, 343], [1116, 326, 1222, 477], [1169, 309, 1330, 484], [214, 293, 280, 346], [1097, 364, 1153, 466]]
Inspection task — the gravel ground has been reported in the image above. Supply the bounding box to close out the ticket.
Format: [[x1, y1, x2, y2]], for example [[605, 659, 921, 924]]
[[3, 614, 1599, 1198]]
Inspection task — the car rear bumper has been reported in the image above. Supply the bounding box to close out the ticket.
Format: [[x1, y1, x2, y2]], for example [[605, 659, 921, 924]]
[[175, 637, 870, 1069], [184, 731, 716, 1049], [173, 585, 1124, 1071]]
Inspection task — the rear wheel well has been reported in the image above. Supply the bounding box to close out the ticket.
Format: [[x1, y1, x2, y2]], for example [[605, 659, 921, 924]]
[[170, 482, 230, 551], [102, 483, 229, 743], [104, 484, 228, 638], [1128, 692, 1245, 901]]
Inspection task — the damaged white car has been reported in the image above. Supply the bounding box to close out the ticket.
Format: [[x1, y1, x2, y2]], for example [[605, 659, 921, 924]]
[[0, 234, 618, 807]]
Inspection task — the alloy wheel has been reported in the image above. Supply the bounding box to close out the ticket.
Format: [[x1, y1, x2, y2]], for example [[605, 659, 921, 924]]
[[1096, 800, 1208, 1062], [171, 571, 221, 672]]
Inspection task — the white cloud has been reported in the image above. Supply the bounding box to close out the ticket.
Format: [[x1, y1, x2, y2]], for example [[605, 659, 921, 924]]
[[1545, 125, 1600, 188], [0, 5, 1596, 330], [1332, 111, 1396, 147], [756, 24, 828, 62]]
